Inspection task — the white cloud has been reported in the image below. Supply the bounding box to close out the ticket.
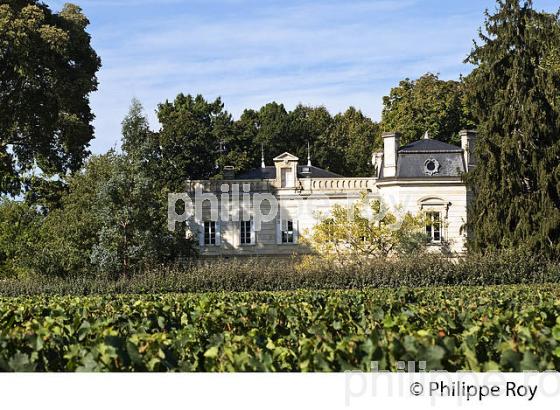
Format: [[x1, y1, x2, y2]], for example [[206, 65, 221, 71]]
[[45, 0, 490, 154]]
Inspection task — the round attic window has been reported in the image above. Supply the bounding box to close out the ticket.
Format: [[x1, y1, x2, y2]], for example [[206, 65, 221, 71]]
[[424, 158, 440, 176]]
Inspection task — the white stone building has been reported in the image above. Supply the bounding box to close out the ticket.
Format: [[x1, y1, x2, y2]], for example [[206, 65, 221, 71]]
[[185, 130, 476, 256]]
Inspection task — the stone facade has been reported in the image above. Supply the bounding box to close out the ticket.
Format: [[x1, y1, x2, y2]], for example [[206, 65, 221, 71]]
[[186, 130, 476, 256]]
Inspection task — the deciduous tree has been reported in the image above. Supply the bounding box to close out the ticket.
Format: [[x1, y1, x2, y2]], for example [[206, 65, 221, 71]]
[[0, 1, 100, 195], [380, 73, 473, 145], [303, 194, 427, 263], [157, 94, 232, 188], [318, 107, 380, 176]]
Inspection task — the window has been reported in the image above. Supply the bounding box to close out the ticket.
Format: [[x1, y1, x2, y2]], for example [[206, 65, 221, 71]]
[[204, 221, 216, 245], [277, 218, 298, 244], [281, 168, 292, 188], [425, 212, 442, 243], [424, 158, 440, 176], [282, 220, 294, 243], [240, 220, 252, 245]]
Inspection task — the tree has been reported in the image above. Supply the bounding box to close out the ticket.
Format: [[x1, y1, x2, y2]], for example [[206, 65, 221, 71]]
[[23, 176, 68, 213], [155, 95, 380, 179], [121, 98, 164, 187], [31, 101, 196, 278], [90, 154, 164, 277], [91, 100, 196, 277], [252, 102, 292, 164], [121, 98, 152, 160], [287, 104, 333, 169], [465, 0, 560, 256], [234, 103, 334, 172], [303, 194, 426, 263], [215, 109, 258, 176], [31, 154, 115, 277], [0, 199, 41, 278], [30, 152, 159, 278], [157, 94, 233, 188], [380, 73, 473, 146], [233, 103, 380, 177], [317, 107, 380, 176], [0, 1, 100, 195]]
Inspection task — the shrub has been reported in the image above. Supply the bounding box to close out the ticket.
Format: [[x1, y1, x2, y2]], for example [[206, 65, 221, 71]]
[[303, 194, 427, 262]]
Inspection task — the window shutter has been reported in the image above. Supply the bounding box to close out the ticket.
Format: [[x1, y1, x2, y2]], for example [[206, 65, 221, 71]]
[[198, 222, 205, 248], [215, 220, 221, 246], [276, 218, 282, 244], [293, 220, 299, 244], [250, 220, 256, 245], [236, 221, 241, 247]]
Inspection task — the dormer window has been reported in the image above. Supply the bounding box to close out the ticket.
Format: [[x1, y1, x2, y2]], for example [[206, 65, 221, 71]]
[[424, 158, 440, 176], [273, 152, 299, 188], [281, 167, 293, 188]]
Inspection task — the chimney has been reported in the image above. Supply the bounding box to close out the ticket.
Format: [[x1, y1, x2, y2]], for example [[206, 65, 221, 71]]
[[382, 132, 400, 178], [460, 129, 477, 172], [223, 165, 235, 180]]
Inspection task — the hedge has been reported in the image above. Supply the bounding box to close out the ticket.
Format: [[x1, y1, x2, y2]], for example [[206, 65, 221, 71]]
[[0, 251, 559, 296]]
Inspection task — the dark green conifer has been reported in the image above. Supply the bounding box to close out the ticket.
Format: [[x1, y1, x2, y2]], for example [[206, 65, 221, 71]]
[[466, 0, 560, 256]]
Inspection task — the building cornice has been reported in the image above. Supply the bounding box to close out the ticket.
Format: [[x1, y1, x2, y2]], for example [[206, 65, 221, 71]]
[[376, 177, 465, 187]]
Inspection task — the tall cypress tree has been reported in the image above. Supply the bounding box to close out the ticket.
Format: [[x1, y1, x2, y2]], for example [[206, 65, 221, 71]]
[[466, 0, 560, 256]]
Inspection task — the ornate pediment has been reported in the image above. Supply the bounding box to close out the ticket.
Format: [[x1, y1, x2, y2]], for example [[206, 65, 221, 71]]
[[273, 152, 299, 163]]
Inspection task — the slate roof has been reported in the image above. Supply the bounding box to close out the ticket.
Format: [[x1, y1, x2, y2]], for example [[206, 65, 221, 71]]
[[380, 139, 466, 179], [236, 165, 341, 180], [235, 140, 465, 180], [396, 152, 465, 178], [399, 139, 463, 153], [236, 166, 277, 180]]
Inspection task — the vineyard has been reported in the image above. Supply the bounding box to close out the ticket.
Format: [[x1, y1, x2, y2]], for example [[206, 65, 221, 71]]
[[1, 285, 560, 371]]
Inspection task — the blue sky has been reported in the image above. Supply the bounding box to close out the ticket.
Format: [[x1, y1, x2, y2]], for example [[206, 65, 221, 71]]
[[44, 0, 559, 154]]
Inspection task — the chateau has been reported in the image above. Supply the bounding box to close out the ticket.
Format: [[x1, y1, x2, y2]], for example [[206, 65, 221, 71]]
[[184, 130, 477, 256]]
